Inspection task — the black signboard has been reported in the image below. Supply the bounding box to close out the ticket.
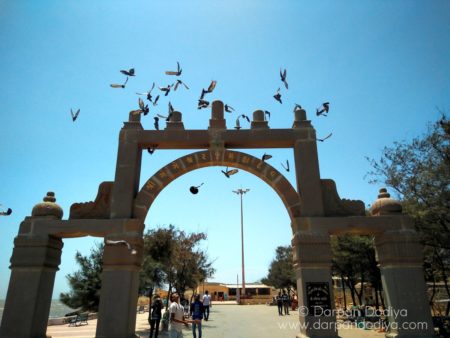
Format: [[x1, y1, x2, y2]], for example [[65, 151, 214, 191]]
[[306, 282, 331, 316]]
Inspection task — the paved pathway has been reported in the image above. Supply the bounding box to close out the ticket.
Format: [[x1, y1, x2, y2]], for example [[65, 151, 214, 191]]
[[47, 304, 386, 338]]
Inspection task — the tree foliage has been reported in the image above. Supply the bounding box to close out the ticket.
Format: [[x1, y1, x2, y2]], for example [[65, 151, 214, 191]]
[[261, 245, 296, 292], [331, 235, 384, 308], [366, 113, 450, 313], [61, 225, 215, 312], [139, 225, 215, 303], [60, 243, 104, 312]]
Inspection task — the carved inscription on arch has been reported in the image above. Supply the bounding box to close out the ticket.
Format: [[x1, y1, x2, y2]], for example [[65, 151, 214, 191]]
[[133, 150, 301, 220]]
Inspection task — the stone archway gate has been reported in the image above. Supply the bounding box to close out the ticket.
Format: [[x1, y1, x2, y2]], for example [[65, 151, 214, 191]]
[[0, 101, 434, 338]]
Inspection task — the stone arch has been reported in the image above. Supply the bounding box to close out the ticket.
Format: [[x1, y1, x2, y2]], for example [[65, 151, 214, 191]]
[[133, 149, 301, 221]]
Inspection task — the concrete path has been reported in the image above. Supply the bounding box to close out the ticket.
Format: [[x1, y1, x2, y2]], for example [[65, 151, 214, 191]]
[[47, 304, 386, 338]]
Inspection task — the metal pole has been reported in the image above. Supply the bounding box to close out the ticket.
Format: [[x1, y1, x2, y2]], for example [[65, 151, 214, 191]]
[[240, 192, 246, 295], [233, 188, 249, 297]]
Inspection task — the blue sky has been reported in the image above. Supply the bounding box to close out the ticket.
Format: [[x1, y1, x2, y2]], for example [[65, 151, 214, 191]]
[[0, 1, 449, 299]]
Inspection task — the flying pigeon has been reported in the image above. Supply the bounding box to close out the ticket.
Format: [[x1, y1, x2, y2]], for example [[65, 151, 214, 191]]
[[110, 77, 129, 89], [273, 88, 282, 104], [0, 207, 12, 216], [152, 95, 160, 106], [206, 80, 217, 93], [168, 101, 175, 115], [70, 108, 80, 122], [136, 82, 155, 102], [264, 110, 271, 120], [131, 98, 149, 116], [158, 102, 173, 121], [173, 79, 189, 91], [234, 114, 250, 129], [221, 167, 239, 178], [281, 160, 290, 172], [240, 114, 250, 123], [262, 153, 272, 162], [316, 102, 330, 116], [139, 98, 149, 115], [316, 132, 333, 142], [280, 68, 288, 89], [165, 62, 182, 76], [105, 239, 137, 255], [189, 183, 204, 194], [225, 104, 234, 113], [157, 113, 169, 121], [120, 68, 135, 77], [159, 84, 173, 96], [154, 116, 160, 130], [147, 145, 157, 154], [198, 99, 210, 109]]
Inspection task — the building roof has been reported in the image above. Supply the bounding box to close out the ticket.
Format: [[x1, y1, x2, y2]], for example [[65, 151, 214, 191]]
[[221, 283, 274, 289]]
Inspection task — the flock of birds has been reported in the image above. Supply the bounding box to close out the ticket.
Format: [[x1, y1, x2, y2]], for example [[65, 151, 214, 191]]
[[69, 62, 331, 132], [67, 63, 333, 197], [0, 66, 333, 246]]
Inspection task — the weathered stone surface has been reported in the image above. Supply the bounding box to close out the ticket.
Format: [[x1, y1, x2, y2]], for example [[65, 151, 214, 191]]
[[69, 181, 113, 219], [321, 179, 365, 216], [134, 149, 301, 220]]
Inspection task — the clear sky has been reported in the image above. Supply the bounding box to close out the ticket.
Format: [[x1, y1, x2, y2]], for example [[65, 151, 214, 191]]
[[0, 1, 449, 300]]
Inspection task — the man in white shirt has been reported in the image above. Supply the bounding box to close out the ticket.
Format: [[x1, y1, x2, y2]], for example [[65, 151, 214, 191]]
[[169, 293, 188, 338], [202, 290, 212, 321]]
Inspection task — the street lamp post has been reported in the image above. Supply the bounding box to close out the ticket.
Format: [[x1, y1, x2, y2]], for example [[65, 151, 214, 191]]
[[233, 188, 250, 297]]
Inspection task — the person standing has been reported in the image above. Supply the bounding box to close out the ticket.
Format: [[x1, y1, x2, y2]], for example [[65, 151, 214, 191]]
[[202, 290, 212, 321], [169, 293, 189, 338], [282, 290, 290, 315], [190, 294, 204, 338], [276, 291, 283, 316], [149, 294, 163, 338]]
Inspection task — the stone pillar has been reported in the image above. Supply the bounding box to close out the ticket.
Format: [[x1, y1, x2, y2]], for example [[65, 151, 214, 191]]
[[375, 229, 434, 338], [208, 100, 226, 129], [293, 116, 324, 216], [96, 235, 143, 338], [371, 189, 434, 338], [0, 193, 63, 338], [251, 109, 269, 129], [166, 111, 185, 130], [292, 106, 307, 128], [110, 122, 143, 218], [292, 219, 339, 338]]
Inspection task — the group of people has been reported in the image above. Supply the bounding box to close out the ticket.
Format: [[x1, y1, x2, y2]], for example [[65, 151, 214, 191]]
[[276, 290, 291, 316], [148, 290, 212, 338]]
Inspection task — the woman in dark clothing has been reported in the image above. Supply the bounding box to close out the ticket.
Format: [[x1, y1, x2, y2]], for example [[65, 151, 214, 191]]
[[149, 294, 163, 338]]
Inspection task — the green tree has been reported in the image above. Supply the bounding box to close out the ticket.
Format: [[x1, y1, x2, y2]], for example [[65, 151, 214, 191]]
[[60, 243, 103, 312], [171, 231, 215, 296], [261, 245, 296, 293], [367, 114, 450, 313], [139, 225, 177, 296], [139, 225, 215, 305]]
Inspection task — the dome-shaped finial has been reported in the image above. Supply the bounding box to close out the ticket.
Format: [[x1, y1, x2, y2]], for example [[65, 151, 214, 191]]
[[32, 192, 63, 219], [369, 188, 402, 216]]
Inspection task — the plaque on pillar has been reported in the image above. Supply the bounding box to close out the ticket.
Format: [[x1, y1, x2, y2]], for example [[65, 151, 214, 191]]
[[306, 282, 331, 316]]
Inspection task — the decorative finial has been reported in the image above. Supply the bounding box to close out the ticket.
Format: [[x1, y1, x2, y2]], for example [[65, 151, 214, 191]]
[[32, 192, 63, 219], [369, 188, 402, 216]]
